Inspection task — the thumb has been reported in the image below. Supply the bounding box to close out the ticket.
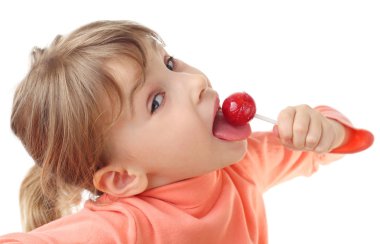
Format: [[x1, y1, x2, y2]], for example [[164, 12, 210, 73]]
[[272, 125, 280, 138]]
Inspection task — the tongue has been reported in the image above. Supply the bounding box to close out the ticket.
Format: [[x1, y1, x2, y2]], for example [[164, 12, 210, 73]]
[[213, 110, 251, 141]]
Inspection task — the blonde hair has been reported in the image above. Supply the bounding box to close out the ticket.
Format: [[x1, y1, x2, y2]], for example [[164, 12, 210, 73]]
[[10, 20, 162, 231]]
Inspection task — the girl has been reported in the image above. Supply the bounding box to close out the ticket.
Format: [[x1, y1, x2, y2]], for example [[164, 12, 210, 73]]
[[0, 20, 373, 243]]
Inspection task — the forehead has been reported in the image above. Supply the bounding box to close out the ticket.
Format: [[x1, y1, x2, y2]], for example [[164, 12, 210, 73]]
[[106, 37, 164, 79]]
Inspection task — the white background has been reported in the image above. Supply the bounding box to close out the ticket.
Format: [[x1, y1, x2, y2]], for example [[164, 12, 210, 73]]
[[0, 1, 379, 243]]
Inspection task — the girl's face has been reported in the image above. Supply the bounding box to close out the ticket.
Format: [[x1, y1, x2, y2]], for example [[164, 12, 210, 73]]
[[104, 44, 248, 189]]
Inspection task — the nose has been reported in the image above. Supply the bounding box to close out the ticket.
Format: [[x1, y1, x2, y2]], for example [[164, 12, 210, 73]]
[[183, 73, 209, 104]]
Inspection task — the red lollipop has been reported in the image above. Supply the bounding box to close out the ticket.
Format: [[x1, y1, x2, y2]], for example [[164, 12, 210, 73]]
[[222, 92, 256, 126]]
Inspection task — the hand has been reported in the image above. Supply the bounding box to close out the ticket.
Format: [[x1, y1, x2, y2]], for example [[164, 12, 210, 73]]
[[274, 105, 347, 153]]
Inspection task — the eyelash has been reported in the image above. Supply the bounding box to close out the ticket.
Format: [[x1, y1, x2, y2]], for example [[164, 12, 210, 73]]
[[166, 56, 175, 71], [151, 92, 165, 114]]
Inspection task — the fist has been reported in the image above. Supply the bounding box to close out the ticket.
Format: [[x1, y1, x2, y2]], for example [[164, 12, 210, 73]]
[[275, 105, 345, 153]]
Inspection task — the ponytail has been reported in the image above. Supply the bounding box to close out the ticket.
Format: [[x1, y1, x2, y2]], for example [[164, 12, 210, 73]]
[[20, 165, 55, 231], [19, 165, 81, 231]]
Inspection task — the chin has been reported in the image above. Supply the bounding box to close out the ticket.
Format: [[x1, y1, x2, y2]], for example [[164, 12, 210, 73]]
[[221, 139, 248, 166], [235, 139, 249, 161]]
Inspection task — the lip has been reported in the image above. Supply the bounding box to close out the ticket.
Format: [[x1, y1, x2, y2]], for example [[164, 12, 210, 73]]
[[210, 94, 221, 134], [213, 95, 220, 121]]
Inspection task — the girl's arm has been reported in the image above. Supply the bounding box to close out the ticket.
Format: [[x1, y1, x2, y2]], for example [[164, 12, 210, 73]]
[[240, 105, 373, 192], [0, 206, 136, 243]]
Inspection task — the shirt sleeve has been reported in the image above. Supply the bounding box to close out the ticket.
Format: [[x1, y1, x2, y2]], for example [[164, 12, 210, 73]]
[[315, 105, 374, 154], [0, 205, 135, 244], [242, 105, 374, 192]]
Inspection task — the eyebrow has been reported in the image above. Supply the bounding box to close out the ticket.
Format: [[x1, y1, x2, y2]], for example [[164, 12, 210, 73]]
[[127, 75, 145, 118]]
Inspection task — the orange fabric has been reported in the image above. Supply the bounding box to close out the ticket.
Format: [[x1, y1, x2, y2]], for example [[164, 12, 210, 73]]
[[0, 106, 373, 244], [315, 106, 374, 154]]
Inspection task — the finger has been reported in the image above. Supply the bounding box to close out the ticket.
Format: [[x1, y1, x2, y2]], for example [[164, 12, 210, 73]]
[[305, 114, 322, 150], [292, 109, 311, 149], [277, 107, 296, 146], [315, 120, 335, 153], [272, 125, 279, 138]]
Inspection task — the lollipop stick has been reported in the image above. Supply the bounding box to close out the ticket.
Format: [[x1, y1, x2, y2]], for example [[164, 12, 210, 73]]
[[254, 113, 277, 125]]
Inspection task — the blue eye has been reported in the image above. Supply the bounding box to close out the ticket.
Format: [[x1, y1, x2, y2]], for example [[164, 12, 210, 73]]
[[166, 56, 175, 71], [151, 93, 164, 113]]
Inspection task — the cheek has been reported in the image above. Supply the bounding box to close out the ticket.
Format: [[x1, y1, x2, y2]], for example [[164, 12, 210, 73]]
[[138, 117, 210, 162], [151, 118, 206, 153]]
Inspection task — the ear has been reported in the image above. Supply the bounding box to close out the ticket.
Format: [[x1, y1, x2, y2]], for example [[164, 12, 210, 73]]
[[93, 166, 148, 197]]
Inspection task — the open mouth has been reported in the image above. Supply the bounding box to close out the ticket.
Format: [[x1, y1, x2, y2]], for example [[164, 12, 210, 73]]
[[212, 102, 251, 141]]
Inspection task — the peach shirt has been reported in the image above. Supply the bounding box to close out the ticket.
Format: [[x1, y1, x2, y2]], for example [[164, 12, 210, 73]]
[[0, 106, 373, 244]]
